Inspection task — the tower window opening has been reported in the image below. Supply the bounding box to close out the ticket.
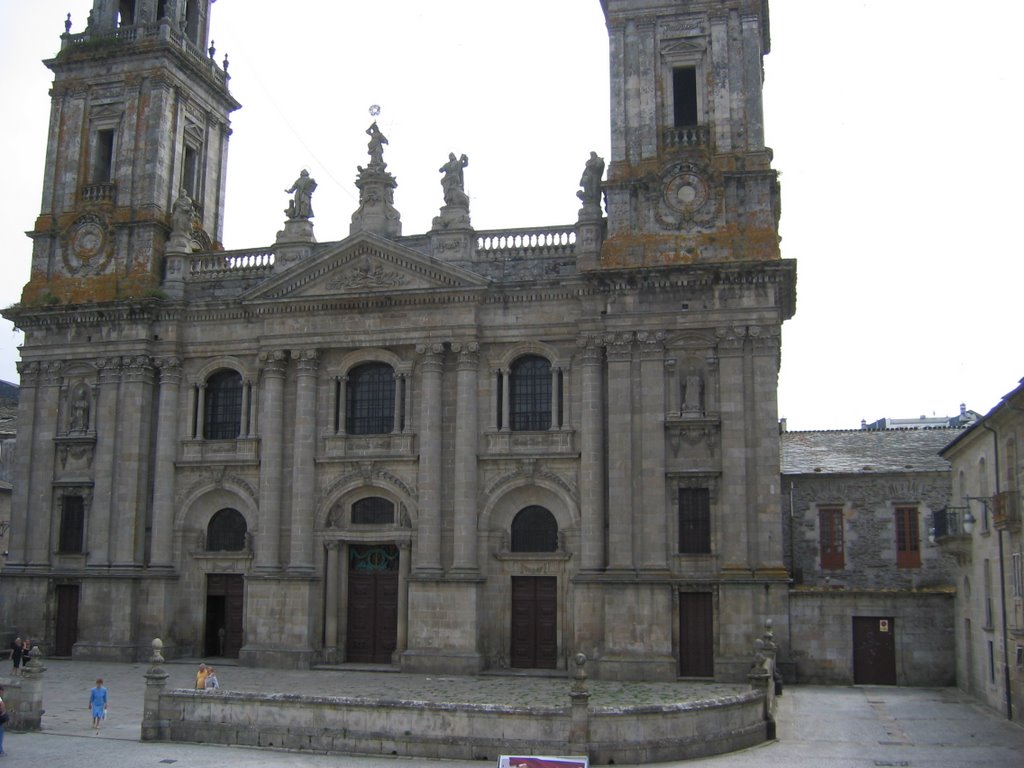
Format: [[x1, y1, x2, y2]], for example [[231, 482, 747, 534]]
[[182, 145, 199, 198], [673, 67, 699, 127], [185, 0, 201, 44], [117, 1, 137, 27], [92, 129, 116, 184], [157, 0, 168, 20]]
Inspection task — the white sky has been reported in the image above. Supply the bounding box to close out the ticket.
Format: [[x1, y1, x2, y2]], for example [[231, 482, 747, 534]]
[[1, 1, 1021, 431]]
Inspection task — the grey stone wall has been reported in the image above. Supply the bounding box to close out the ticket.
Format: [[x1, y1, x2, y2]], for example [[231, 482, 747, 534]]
[[789, 590, 955, 685]]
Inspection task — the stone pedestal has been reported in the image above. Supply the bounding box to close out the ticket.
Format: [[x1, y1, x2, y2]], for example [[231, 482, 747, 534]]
[[14, 648, 46, 731], [142, 638, 170, 741], [275, 219, 315, 269]]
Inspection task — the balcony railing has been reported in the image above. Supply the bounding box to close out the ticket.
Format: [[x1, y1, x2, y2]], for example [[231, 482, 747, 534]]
[[993, 490, 1021, 531], [932, 506, 971, 539], [663, 125, 710, 151], [80, 182, 116, 204], [476, 226, 576, 261], [188, 248, 275, 280]]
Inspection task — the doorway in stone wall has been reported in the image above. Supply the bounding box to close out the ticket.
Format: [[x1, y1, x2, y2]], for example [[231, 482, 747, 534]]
[[852, 616, 897, 685], [54, 583, 80, 656], [346, 544, 399, 664], [510, 576, 557, 669], [205, 574, 244, 658]]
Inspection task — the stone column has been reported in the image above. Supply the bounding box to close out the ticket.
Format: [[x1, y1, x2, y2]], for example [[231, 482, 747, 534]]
[[638, 332, 668, 569], [451, 342, 479, 572], [605, 333, 634, 570], [337, 375, 347, 434], [8, 362, 39, 565], [255, 351, 288, 571], [28, 363, 62, 566], [150, 357, 182, 567], [289, 349, 318, 572], [415, 343, 444, 574], [239, 379, 251, 437], [578, 337, 606, 571], [338, 541, 350, 658], [550, 365, 561, 430], [195, 383, 206, 438], [324, 541, 340, 654], [716, 328, 749, 571], [500, 369, 511, 431], [112, 356, 155, 566], [751, 327, 784, 571], [395, 539, 411, 660], [88, 357, 120, 567]]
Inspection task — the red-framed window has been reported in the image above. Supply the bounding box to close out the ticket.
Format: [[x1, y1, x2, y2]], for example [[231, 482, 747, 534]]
[[818, 507, 844, 570], [895, 505, 921, 568]]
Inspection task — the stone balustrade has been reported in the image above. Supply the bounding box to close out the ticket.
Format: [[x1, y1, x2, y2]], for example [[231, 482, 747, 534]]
[[187, 248, 275, 280], [476, 226, 576, 260], [663, 125, 710, 150]]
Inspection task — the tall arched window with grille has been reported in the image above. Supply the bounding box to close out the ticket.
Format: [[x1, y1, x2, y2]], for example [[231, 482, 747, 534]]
[[511, 506, 558, 552], [207, 508, 247, 551], [510, 355, 551, 431], [346, 362, 395, 435], [204, 369, 242, 439]]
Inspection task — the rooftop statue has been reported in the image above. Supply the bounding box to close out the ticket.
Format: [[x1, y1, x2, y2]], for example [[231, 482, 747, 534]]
[[577, 151, 605, 208], [285, 169, 317, 220], [366, 122, 388, 169], [439, 152, 469, 208]]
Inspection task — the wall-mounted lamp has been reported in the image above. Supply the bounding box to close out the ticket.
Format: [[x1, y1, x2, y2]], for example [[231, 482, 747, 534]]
[[962, 510, 976, 535]]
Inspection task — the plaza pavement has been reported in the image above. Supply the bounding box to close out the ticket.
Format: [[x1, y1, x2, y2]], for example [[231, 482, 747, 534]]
[[1, 657, 1022, 766]]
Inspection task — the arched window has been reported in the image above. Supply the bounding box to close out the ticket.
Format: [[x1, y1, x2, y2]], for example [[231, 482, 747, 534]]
[[511, 506, 558, 552], [510, 355, 551, 431], [204, 369, 242, 439], [347, 363, 395, 435], [207, 508, 247, 551], [352, 497, 395, 525]]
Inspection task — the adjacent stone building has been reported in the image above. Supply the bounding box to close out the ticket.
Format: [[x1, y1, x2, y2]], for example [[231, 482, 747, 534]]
[[1, 0, 795, 680], [936, 379, 1023, 721], [782, 428, 960, 685]]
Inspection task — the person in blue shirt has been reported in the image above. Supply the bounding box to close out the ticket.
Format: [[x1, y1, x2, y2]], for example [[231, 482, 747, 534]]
[[89, 678, 108, 733]]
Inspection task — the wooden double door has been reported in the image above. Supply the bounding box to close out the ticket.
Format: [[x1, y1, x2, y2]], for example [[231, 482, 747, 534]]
[[346, 544, 399, 664], [511, 576, 557, 669]]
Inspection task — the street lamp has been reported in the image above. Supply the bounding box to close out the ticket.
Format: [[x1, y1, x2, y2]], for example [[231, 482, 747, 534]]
[[962, 509, 976, 535]]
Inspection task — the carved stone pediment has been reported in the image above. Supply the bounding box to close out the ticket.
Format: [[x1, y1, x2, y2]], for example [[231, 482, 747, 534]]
[[242, 233, 489, 302]]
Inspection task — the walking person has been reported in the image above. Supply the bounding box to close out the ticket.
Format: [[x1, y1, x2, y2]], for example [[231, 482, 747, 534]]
[[89, 678, 108, 733]]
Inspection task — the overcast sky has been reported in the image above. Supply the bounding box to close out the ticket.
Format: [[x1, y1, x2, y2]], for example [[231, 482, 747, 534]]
[[1, 1, 1021, 430]]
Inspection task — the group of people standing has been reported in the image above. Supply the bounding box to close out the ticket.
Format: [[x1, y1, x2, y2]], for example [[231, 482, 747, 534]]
[[194, 662, 220, 690]]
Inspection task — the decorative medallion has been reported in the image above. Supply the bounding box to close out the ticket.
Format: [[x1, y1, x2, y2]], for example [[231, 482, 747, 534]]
[[62, 213, 113, 275], [657, 162, 717, 229]]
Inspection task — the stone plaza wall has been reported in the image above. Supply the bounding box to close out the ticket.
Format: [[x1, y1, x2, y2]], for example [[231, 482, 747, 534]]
[[149, 686, 768, 764], [789, 589, 955, 685]]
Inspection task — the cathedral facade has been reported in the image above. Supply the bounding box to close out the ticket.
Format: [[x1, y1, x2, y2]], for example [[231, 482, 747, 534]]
[[3, 0, 795, 680]]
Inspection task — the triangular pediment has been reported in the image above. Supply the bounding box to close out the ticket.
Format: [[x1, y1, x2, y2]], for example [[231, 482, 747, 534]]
[[242, 232, 489, 303]]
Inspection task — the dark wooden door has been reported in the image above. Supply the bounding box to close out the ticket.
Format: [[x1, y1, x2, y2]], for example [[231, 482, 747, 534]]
[[206, 574, 244, 658], [510, 576, 557, 669], [679, 591, 714, 677], [853, 616, 897, 685], [54, 584, 80, 656], [346, 545, 399, 664]]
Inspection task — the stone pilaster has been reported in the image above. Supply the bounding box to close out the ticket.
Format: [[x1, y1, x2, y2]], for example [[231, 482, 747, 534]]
[[577, 336, 606, 571], [28, 362, 61, 566], [451, 341, 479, 573], [324, 541, 340, 655], [414, 343, 444, 574], [112, 355, 154, 566], [716, 327, 750, 573], [8, 362, 39, 565], [605, 333, 634, 570], [88, 357, 120, 567], [150, 356, 182, 567], [255, 350, 288, 571], [288, 349, 318, 573], [638, 331, 668, 569], [750, 326, 785, 572]]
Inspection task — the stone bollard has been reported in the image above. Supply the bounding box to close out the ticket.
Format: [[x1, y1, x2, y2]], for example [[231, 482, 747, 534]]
[[568, 652, 590, 752], [15, 646, 46, 731], [141, 638, 170, 741]]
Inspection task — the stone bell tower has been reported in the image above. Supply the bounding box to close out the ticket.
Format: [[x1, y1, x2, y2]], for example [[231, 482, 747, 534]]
[[598, 0, 779, 268], [23, 0, 238, 304]]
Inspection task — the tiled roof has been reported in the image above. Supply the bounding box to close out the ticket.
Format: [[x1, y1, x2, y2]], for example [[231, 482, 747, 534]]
[[782, 428, 962, 475]]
